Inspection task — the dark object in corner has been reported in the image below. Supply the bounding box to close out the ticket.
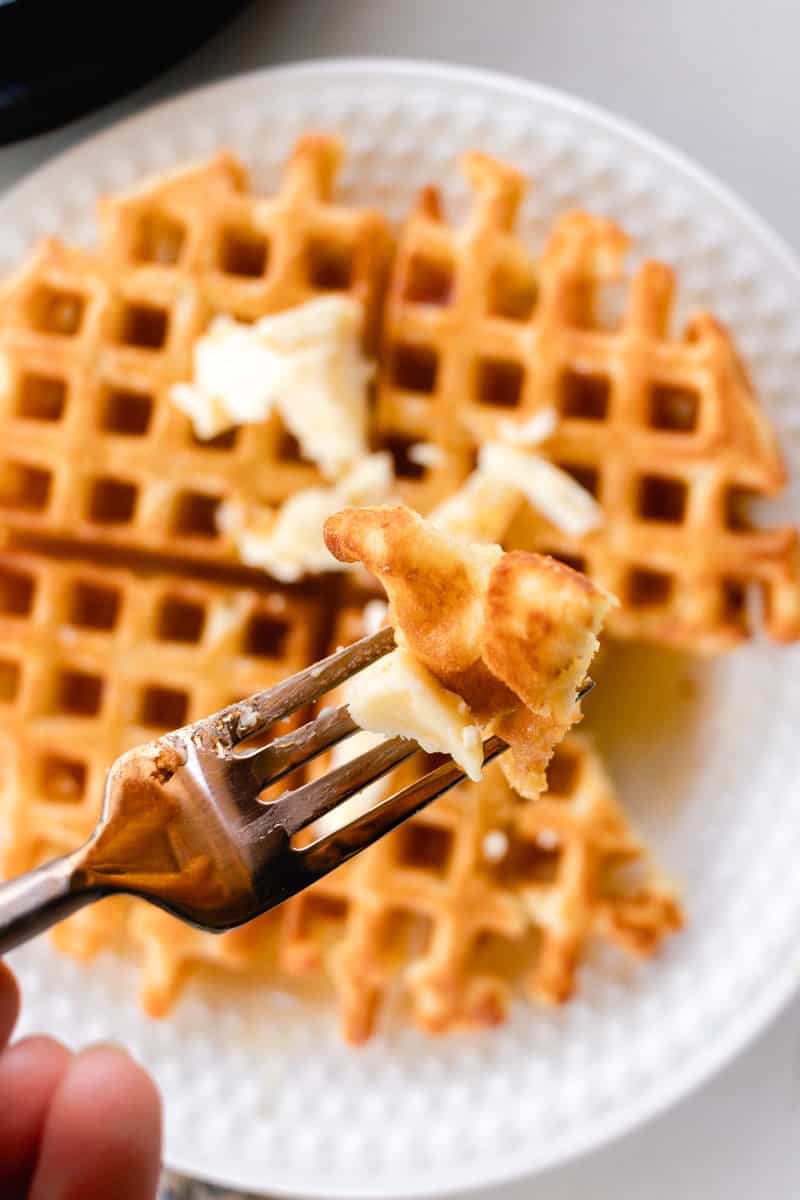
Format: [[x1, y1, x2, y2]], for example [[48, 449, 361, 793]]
[[0, 0, 250, 145]]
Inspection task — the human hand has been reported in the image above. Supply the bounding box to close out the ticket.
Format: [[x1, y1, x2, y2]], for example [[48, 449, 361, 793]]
[[0, 959, 161, 1199]]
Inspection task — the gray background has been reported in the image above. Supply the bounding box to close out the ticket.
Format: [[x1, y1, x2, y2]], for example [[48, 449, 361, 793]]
[[2, 2, 799, 1197]]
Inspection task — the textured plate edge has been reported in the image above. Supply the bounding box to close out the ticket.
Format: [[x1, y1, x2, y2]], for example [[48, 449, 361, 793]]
[[2, 57, 800, 1199], [4, 56, 800, 287]]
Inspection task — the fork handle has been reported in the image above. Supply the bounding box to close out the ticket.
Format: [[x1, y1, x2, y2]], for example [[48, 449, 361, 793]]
[[0, 854, 97, 955]]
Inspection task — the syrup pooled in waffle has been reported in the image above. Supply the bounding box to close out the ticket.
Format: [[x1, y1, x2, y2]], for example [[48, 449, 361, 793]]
[[375, 152, 800, 651], [274, 602, 681, 1045], [0, 549, 325, 964], [0, 136, 391, 564]]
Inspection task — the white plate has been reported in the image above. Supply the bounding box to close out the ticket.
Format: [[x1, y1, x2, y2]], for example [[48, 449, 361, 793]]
[[4, 59, 800, 1200]]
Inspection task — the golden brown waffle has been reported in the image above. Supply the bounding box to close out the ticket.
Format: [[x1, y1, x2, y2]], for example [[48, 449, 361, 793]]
[[128, 905, 274, 1018], [0, 143, 695, 1040], [375, 154, 800, 651], [2, 143, 796, 649], [0, 137, 391, 564], [272, 605, 682, 1044]]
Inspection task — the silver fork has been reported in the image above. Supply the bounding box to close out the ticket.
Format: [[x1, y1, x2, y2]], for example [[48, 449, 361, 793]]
[[0, 627, 592, 954]]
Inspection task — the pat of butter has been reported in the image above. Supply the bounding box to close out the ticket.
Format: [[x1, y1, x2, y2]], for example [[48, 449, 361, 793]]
[[170, 296, 373, 479], [431, 469, 522, 544], [224, 489, 338, 581], [170, 317, 279, 438], [345, 647, 483, 782], [362, 599, 389, 637], [433, 443, 603, 546], [479, 441, 603, 537], [217, 452, 394, 582], [310, 728, 391, 838], [496, 407, 557, 448]]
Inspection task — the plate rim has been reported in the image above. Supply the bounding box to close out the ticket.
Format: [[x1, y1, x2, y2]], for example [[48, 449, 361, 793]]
[[3, 56, 800, 1199]]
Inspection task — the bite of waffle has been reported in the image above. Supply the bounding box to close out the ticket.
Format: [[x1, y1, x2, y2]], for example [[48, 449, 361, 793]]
[[325, 503, 614, 796]]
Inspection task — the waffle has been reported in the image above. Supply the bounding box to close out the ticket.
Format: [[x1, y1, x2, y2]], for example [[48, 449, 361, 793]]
[[375, 153, 800, 651], [0, 137, 391, 564], [325, 504, 612, 797], [0, 548, 326, 962], [129, 905, 275, 1018], [274, 605, 681, 1043], [0, 143, 711, 1040]]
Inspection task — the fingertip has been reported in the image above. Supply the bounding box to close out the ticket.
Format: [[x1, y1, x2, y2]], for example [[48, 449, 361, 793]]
[[77, 1042, 163, 1123], [30, 1043, 162, 1200], [5, 1033, 72, 1070], [0, 1035, 72, 1193]]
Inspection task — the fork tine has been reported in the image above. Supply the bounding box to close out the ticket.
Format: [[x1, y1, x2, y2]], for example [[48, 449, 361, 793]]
[[295, 736, 507, 884], [250, 733, 422, 841], [189, 627, 395, 752], [235, 703, 358, 785]]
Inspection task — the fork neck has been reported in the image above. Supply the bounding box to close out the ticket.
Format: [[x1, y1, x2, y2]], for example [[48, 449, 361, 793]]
[[0, 851, 99, 956]]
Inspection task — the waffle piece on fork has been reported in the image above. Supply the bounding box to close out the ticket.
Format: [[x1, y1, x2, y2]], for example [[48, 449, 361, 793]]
[[0, 136, 391, 564], [375, 152, 800, 651], [324, 504, 614, 798]]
